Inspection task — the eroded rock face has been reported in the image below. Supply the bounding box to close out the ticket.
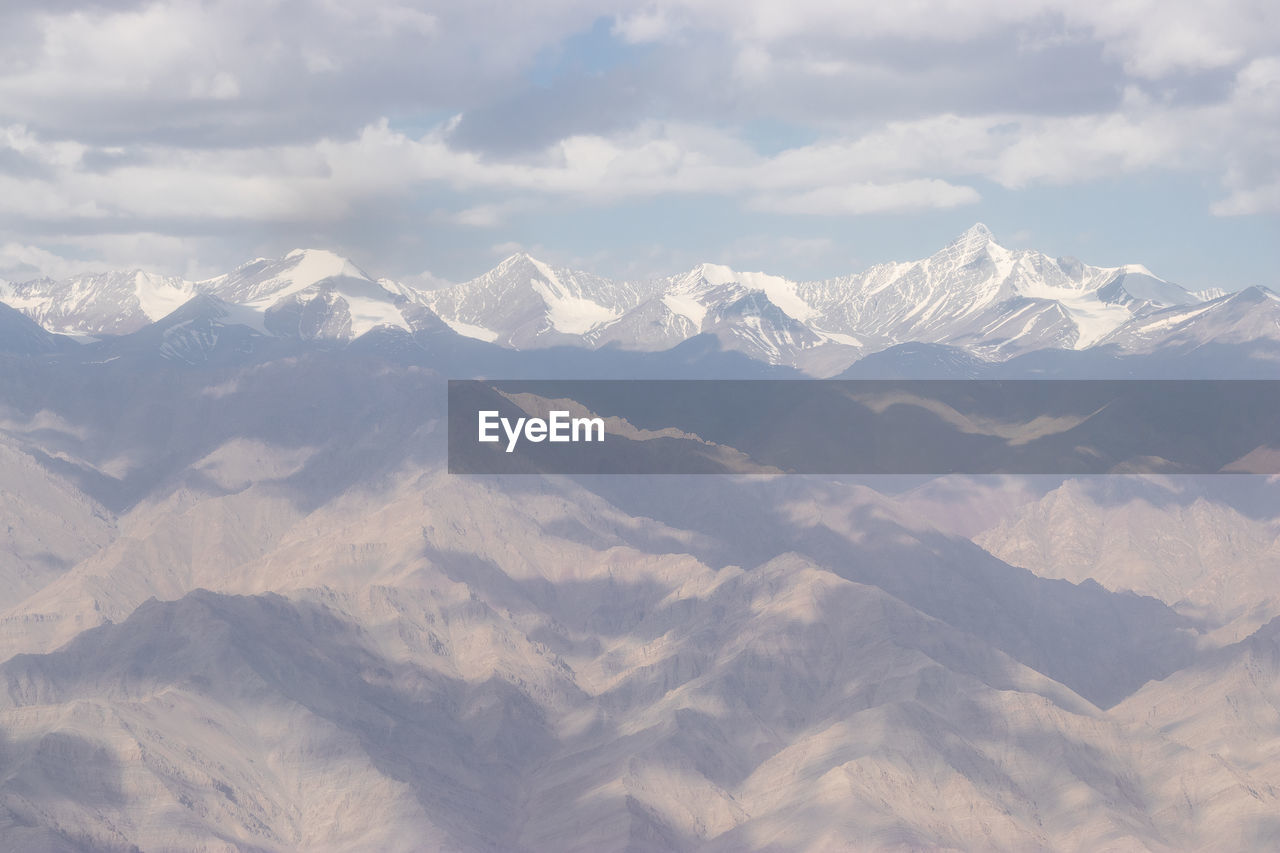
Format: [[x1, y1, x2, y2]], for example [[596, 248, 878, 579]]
[[0, 335, 1276, 849]]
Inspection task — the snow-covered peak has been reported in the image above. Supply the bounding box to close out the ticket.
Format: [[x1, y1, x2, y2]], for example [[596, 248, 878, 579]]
[[912, 223, 1009, 281], [201, 249, 373, 307], [690, 263, 816, 323], [0, 270, 194, 335], [281, 248, 368, 281], [694, 262, 739, 287], [423, 254, 642, 346], [1096, 266, 1200, 310], [524, 257, 620, 335], [275, 249, 363, 285], [277, 248, 370, 283], [493, 251, 530, 270], [946, 222, 998, 252], [191, 250, 408, 340], [491, 251, 550, 276], [1226, 284, 1279, 304], [1096, 284, 1280, 353]]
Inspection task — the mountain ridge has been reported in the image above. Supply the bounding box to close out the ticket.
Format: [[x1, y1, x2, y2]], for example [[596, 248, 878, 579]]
[[1, 227, 1274, 376]]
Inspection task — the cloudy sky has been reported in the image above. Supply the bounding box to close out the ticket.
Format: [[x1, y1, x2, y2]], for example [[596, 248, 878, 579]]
[[0, 0, 1276, 288]]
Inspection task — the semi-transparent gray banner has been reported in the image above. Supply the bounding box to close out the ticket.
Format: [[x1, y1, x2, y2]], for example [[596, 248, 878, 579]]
[[447, 380, 1280, 475]]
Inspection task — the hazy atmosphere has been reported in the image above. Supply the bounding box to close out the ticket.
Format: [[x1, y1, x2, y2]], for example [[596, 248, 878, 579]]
[[2, 3, 1280, 851]]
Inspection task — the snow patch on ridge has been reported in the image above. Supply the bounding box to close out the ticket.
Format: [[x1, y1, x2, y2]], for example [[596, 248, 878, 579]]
[[813, 328, 862, 347], [662, 292, 708, 328], [987, 242, 1015, 287], [527, 257, 619, 334], [245, 249, 371, 307], [440, 317, 500, 342], [342, 287, 412, 337], [1016, 279, 1131, 348], [133, 271, 196, 321], [699, 263, 817, 322]]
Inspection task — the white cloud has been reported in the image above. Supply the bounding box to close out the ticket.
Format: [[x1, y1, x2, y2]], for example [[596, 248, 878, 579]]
[[191, 72, 241, 101], [0, 233, 219, 280], [0, 243, 99, 279], [0, 72, 1265, 233], [1211, 180, 1280, 216], [644, 0, 1049, 44], [0, 0, 1273, 280], [612, 8, 676, 43], [402, 268, 454, 290], [1062, 0, 1278, 78], [616, 0, 1279, 79], [447, 200, 533, 227], [751, 180, 981, 215], [985, 111, 1186, 188], [0, 0, 605, 143], [372, 4, 439, 37]]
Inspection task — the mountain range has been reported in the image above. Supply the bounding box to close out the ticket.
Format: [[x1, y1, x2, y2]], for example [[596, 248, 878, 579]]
[[1, 227, 1279, 850], [1, 225, 1271, 375]]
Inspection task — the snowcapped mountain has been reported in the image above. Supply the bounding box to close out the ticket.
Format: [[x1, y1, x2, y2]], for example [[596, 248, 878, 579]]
[[792, 224, 1130, 356], [417, 224, 1228, 371], [420, 252, 651, 346], [0, 228, 1272, 375], [0, 249, 414, 346], [419, 248, 870, 366], [1098, 285, 1280, 353], [106, 293, 288, 365], [0, 270, 195, 336], [200, 248, 412, 341]]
